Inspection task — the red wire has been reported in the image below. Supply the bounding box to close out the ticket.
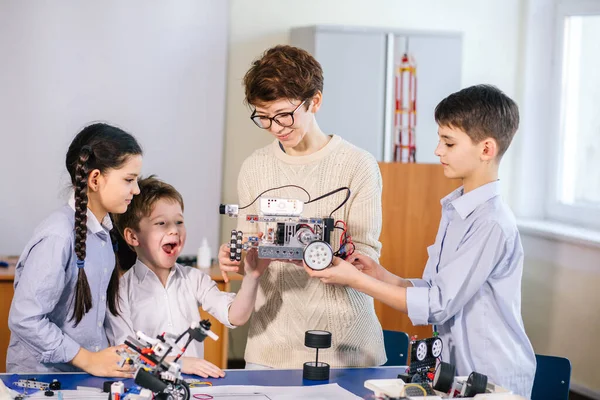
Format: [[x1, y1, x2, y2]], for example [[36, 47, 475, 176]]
[[334, 220, 356, 258], [298, 224, 315, 233], [335, 221, 347, 247], [335, 220, 347, 230]]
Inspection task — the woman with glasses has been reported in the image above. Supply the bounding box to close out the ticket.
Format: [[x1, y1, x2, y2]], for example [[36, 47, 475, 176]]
[[218, 45, 386, 369]]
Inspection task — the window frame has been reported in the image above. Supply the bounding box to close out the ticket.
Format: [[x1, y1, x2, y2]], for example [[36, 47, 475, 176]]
[[545, 0, 600, 230]]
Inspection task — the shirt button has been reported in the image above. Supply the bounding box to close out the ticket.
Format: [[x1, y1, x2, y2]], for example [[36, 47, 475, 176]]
[[97, 322, 102, 327], [95, 346, 100, 351], [101, 295, 106, 301], [103, 268, 108, 274], [101, 241, 106, 247]]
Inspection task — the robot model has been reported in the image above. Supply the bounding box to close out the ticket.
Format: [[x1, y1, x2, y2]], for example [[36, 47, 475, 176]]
[[393, 334, 492, 398], [220, 191, 354, 271], [119, 320, 218, 400]]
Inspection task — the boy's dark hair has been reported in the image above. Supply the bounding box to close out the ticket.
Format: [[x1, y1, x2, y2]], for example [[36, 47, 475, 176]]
[[113, 175, 184, 237], [65, 122, 142, 325], [243, 45, 323, 108], [434, 84, 519, 158]]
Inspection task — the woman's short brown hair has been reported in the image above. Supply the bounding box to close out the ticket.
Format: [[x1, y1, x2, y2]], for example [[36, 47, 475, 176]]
[[243, 45, 324, 107]]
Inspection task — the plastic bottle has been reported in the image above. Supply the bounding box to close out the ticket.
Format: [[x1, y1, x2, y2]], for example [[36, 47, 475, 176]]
[[197, 237, 211, 268]]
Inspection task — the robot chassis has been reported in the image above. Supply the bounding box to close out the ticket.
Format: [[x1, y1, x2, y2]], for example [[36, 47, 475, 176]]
[[220, 197, 344, 271], [119, 319, 218, 400], [366, 334, 506, 398]]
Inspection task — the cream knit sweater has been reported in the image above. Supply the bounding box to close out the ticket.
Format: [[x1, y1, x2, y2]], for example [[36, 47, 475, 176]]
[[236, 135, 387, 368]]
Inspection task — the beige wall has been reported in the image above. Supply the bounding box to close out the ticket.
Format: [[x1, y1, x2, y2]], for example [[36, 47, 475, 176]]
[[220, 0, 524, 244], [522, 234, 600, 396]]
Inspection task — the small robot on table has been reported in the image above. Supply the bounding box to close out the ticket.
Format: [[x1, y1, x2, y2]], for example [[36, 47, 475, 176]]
[[366, 334, 512, 398], [119, 320, 218, 400]]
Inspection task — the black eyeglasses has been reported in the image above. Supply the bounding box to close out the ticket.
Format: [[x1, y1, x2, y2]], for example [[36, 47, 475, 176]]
[[250, 100, 306, 129]]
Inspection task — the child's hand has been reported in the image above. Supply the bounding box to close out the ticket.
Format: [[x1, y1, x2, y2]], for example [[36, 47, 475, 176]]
[[352, 253, 385, 281], [243, 247, 270, 279], [218, 243, 243, 283], [180, 357, 225, 378], [303, 256, 363, 287], [72, 345, 135, 378]]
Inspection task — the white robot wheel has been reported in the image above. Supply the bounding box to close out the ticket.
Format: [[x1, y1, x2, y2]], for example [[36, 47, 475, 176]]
[[303, 240, 333, 271], [431, 337, 443, 358], [415, 341, 428, 361]]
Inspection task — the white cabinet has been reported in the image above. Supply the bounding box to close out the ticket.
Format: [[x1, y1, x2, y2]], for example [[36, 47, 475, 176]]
[[291, 26, 462, 163]]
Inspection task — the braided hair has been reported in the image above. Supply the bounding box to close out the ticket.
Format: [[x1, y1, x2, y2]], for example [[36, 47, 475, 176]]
[[65, 123, 142, 325]]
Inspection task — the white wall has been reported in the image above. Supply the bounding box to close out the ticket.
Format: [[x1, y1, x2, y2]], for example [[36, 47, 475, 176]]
[[0, 1, 228, 257], [223, 0, 524, 358]]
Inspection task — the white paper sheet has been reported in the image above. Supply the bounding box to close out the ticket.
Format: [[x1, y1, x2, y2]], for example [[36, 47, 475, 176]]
[[190, 383, 361, 400], [17, 383, 360, 400]]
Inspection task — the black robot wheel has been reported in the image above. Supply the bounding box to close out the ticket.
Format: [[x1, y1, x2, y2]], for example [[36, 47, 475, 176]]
[[463, 371, 488, 397], [229, 230, 237, 261], [432, 362, 455, 393]]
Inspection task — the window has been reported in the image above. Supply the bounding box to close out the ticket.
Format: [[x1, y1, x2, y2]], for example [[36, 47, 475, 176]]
[[547, 1, 600, 230]]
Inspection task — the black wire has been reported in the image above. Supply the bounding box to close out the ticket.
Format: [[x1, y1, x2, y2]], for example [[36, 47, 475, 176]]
[[329, 187, 350, 217], [306, 187, 351, 218], [239, 185, 351, 218], [305, 186, 348, 204], [175, 328, 188, 344], [239, 185, 311, 210]]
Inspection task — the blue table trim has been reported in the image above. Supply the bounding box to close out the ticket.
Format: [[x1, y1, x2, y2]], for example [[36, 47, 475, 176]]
[[1, 366, 407, 397]]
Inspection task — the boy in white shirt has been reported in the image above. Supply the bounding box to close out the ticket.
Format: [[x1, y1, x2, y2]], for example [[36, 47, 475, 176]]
[[106, 176, 268, 378]]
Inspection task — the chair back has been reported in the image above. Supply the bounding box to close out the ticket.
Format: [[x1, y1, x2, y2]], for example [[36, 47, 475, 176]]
[[531, 354, 571, 400], [382, 329, 409, 366]]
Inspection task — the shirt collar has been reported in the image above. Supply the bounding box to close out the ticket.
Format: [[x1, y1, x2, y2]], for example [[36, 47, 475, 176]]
[[133, 258, 180, 285], [68, 195, 113, 234], [442, 180, 501, 220]]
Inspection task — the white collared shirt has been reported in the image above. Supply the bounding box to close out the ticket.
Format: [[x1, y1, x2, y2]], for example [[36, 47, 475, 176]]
[[105, 259, 235, 358]]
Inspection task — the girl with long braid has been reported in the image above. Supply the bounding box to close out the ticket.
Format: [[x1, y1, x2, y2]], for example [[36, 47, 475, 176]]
[[7, 123, 143, 376]]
